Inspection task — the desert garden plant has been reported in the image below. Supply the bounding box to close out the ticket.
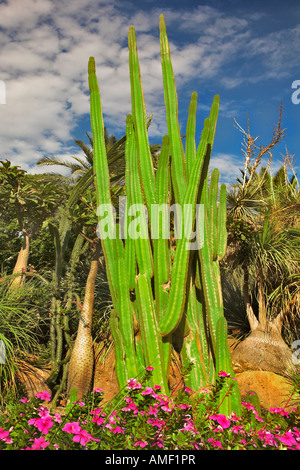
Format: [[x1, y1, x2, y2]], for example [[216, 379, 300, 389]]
[[87, 13, 241, 416], [225, 112, 300, 376]]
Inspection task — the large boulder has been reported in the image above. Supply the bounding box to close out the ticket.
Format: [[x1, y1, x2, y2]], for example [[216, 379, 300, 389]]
[[235, 370, 295, 411]]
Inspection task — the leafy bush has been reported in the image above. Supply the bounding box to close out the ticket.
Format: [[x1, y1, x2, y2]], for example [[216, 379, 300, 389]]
[[0, 368, 299, 450]]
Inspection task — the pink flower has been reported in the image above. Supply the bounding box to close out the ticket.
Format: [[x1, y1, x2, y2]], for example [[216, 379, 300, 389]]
[[0, 428, 12, 444], [38, 406, 51, 418], [230, 412, 241, 422], [160, 398, 174, 413], [179, 420, 196, 433], [54, 414, 62, 423], [218, 371, 231, 377], [135, 440, 148, 448], [112, 426, 124, 434], [147, 418, 164, 429], [92, 387, 103, 394], [122, 402, 138, 413], [62, 421, 81, 434], [152, 438, 164, 448], [35, 416, 53, 435], [90, 408, 104, 416], [28, 418, 37, 426], [148, 405, 159, 416], [258, 429, 278, 448], [73, 429, 96, 446], [141, 387, 154, 395], [146, 366, 154, 371], [217, 415, 231, 429], [208, 438, 223, 449], [242, 401, 256, 411], [19, 397, 29, 403], [34, 391, 51, 402], [153, 384, 161, 391], [255, 415, 264, 422], [277, 432, 298, 447], [107, 411, 120, 424], [177, 403, 191, 410], [30, 436, 50, 450], [210, 414, 231, 429], [231, 425, 246, 435], [92, 416, 105, 426], [269, 407, 290, 417], [161, 403, 172, 413], [193, 442, 202, 450], [184, 387, 193, 393], [126, 378, 142, 390]]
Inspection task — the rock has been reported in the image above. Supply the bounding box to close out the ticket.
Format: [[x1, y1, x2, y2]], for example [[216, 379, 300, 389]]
[[235, 370, 295, 411]]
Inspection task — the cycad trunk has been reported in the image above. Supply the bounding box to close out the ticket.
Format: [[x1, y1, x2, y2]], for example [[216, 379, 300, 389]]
[[234, 265, 294, 376], [233, 286, 294, 376], [67, 243, 100, 399], [9, 228, 30, 290]]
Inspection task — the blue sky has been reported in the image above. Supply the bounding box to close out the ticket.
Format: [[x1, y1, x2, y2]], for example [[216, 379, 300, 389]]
[[0, 0, 299, 185]]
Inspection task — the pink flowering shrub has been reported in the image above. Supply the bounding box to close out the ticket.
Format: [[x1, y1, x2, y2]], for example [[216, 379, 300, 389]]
[[0, 368, 299, 450]]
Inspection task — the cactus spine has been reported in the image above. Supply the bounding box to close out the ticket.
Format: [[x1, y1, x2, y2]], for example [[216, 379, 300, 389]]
[[89, 14, 241, 414]]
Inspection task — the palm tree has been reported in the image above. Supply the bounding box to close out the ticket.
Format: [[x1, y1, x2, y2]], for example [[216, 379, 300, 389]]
[[37, 122, 161, 181], [37, 128, 126, 179]]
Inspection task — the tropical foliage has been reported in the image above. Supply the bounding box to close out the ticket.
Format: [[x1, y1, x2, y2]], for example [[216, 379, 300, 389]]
[[0, 13, 299, 452]]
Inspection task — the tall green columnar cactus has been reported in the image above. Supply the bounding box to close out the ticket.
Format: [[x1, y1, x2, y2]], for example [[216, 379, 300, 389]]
[[89, 14, 241, 414]]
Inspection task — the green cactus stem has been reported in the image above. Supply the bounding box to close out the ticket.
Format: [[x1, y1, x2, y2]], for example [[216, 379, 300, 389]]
[[135, 273, 169, 392], [158, 116, 212, 337], [128, 26, 156, 214], [88, 57, 119, 305], [89, 15, 241, 415], [185, 92, 198, 181], [215, 317, 241, 416], [125, 114, 153, 277], [159, 14, 186, 206]]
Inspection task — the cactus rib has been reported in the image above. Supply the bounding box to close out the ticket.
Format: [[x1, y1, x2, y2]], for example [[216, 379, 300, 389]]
[[158, 118, 211, 337], [159, 14, 186, 205]]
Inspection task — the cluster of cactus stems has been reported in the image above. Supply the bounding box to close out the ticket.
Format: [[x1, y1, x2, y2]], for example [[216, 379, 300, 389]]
[[89, 14, 241, 415]]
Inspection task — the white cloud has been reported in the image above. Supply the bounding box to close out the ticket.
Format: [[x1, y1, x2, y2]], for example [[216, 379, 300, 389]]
[[0, 0, 52, 29], [210, 153, 242, 186], [0, 0, 299, 177]]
